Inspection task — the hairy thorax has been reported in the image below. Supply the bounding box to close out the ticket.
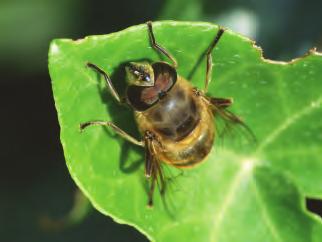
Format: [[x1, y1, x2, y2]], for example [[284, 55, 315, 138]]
[[146, 81, 200, 141]]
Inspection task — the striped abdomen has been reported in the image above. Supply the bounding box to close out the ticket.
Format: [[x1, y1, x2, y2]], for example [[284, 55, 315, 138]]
[[136, 77, 215, 168]]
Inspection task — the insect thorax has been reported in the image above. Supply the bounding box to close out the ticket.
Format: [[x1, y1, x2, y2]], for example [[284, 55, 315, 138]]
[[144, 78, 201, 142]]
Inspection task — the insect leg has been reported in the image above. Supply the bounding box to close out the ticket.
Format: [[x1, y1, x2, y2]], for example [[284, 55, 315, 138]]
[[147, 171, 157, 207], [144, 130, 164, 206], [209, 97, 233, 108], [144, 131, 159, 176], [80, 121, 144, 147], [211, 100, 256, 142], [204, 27, 225, 93], [195, 87, 243, 124], [144, 137, 155, 178], [146, 21, 178, 68], [147, 161, 164, 207], [86, 62, 122, 103], [195, 88, 256, 142], [156, 161, 166, 195]]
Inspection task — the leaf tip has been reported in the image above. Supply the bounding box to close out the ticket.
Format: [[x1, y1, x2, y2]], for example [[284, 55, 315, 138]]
[[49, 41, 60, 56]]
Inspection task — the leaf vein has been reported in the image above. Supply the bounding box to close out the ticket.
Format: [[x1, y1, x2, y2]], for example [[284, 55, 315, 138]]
[[251, 179, 284, 242], [255, 96, 322, 153]]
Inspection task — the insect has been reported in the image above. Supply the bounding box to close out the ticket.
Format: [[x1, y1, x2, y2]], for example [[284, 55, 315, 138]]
[[80, 21, 249, 206]]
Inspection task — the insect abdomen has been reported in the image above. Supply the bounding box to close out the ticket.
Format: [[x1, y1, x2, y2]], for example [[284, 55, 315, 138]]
[[159, 107, 214, 167], [136, 77, 215, 168]]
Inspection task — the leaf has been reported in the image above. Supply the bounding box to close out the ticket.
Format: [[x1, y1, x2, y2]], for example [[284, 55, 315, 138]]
[[49, 21, 322, 242]]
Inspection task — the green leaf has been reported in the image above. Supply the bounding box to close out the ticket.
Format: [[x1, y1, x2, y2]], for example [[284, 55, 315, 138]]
[[49, 21, 322, 242]]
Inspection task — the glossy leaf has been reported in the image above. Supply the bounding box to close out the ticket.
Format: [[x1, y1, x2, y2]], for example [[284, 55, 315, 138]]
[[49, 21, 322, 242]]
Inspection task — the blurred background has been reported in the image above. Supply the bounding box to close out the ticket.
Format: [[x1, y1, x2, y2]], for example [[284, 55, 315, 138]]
[[1, 0, 322, 241]]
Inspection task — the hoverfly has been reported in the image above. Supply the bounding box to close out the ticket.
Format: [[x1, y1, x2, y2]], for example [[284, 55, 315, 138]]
[[80, 21, 250, 206]]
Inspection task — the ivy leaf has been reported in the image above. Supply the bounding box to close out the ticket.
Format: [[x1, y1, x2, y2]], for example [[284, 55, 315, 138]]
[[48, 21, 322, 242]]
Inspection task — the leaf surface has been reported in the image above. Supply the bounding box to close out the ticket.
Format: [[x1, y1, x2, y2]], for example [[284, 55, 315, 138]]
[[49, 21, 322, 242]]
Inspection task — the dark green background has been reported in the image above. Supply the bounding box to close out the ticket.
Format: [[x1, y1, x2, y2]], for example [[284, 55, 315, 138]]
[[1, 0, 321, 241]]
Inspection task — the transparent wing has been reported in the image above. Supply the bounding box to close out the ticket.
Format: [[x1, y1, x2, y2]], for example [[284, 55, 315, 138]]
[[209, 96, 257, 149]]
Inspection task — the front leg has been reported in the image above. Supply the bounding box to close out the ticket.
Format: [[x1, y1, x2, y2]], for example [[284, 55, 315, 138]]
[[80, 120, 144, 147], [86, 63, 122, 103], [147, 21, 178, 68]]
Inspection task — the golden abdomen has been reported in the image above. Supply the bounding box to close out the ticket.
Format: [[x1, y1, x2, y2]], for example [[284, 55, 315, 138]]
[[135, 77, 215, 168], [158, 105, 214, 167]]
